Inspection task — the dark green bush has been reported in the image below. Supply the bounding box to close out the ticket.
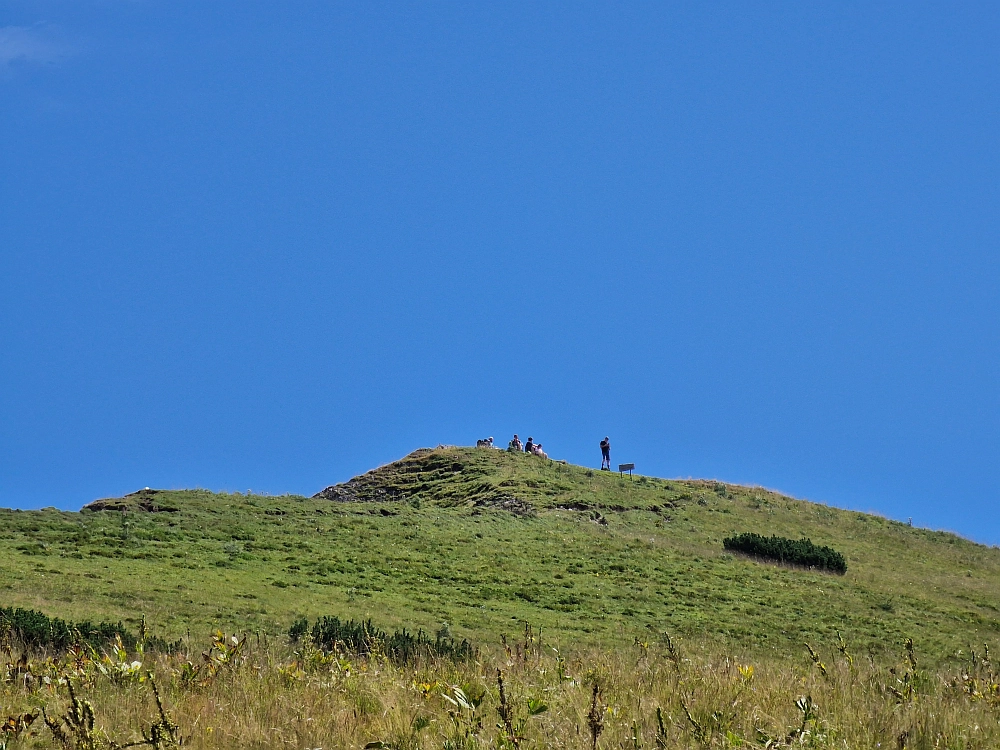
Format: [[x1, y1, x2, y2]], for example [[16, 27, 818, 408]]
[[288, 616, 309, 642], [303, 616, 476, 663], [723, 533, 847, 574], [0, 606, 178, 653]]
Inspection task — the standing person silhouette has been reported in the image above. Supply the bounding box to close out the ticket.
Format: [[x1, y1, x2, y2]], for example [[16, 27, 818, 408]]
[[600, 437, 611, 470]]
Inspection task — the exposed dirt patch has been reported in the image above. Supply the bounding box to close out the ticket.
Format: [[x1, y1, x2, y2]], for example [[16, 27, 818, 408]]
[[471, 492, 535, 517], [555, 501, 591, 512], [590, 511, 608, 526], [315, 483, 401, 503]]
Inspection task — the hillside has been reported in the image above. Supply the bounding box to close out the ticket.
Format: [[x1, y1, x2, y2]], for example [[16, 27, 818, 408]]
[[3, 446, 999, 659]]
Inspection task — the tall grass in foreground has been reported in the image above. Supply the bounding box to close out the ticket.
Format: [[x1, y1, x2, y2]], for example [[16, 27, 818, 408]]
[[5, 628, 1000, 749]]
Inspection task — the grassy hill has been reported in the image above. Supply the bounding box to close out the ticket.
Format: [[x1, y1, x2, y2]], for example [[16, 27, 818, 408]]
[[4, 446, 999, 660]]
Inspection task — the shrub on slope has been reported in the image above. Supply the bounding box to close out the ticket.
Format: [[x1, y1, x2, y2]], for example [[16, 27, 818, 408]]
[[0, 606, 175, 652], [723, 533, 847, 574]]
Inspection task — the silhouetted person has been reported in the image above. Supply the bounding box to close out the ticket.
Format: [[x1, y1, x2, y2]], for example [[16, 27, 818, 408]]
[[524, 437, 534, 454], [600, 436, 611, 470]]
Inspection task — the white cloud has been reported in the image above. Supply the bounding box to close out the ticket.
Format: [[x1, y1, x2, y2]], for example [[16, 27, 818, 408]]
[[0, 26, 70, 69]]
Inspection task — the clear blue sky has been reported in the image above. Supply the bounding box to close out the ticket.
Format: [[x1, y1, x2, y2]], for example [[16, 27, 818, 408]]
[[2, 3, 997, 542]]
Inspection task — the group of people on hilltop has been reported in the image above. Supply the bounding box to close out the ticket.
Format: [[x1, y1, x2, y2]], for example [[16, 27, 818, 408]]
[[476, 434, 547, 457], [477, 433, 611, 467], [508, 434, 547, 458]]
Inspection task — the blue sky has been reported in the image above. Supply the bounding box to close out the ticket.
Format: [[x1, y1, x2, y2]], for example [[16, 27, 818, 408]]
[[2, 3, 998, 542]]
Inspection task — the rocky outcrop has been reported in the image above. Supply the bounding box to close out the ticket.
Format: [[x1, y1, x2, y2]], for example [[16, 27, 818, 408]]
[[83, 488, 179, 513], [313, 448, 536, 517]]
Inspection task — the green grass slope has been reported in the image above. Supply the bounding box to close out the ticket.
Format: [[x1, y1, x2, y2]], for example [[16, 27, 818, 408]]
[[3, 446, 999, 659]]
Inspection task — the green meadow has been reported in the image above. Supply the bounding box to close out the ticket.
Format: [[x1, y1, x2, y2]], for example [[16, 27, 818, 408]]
[[4, 446, 999, 659]]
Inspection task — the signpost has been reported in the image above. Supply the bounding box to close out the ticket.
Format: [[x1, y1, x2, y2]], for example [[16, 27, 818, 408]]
[[618, 463, 635, 478]]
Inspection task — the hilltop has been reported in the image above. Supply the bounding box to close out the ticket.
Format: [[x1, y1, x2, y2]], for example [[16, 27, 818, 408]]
[[2, 446, 999, 659]]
